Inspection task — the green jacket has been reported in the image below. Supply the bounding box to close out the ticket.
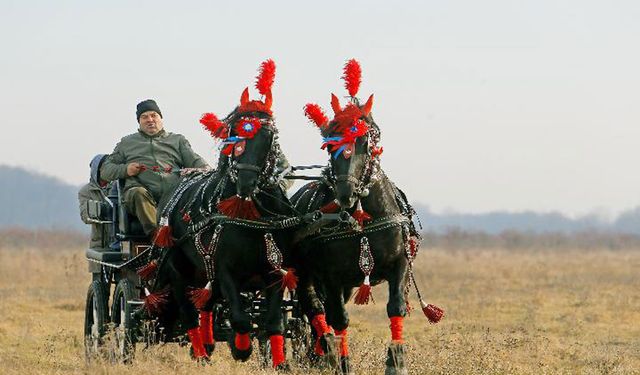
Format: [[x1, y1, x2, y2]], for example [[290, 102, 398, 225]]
[[100, 129, 208, 201]]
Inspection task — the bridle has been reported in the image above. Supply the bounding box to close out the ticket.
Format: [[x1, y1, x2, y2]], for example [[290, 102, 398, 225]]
[[225, 118, 283, 194], [325, 118, 382, 199]]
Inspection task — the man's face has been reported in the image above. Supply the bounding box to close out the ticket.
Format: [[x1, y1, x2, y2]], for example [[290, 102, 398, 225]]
[[138, 111, 164, 135]]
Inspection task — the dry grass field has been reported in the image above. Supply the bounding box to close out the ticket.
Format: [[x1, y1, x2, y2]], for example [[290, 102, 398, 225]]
[[0, 245, 639, 374]]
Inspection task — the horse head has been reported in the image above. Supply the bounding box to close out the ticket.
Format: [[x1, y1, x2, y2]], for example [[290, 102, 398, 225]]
[[304, 59, 383, 210], [200, 59, 280, 219]]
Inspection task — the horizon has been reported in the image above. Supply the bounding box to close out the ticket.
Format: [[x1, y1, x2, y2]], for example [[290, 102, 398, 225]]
[[0, 163, 631, 222], [2, 1, 639, 216]]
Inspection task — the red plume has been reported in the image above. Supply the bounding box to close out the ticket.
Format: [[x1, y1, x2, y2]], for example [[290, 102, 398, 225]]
[[303, 103, 329, 128], [200, 112, 228, 139], [255, 59, 276, 96], [342, 59, 362, 97]]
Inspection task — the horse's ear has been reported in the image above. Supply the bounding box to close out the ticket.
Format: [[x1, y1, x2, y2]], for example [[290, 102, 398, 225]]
[[240, 87, 250, 106], [330, 93, 342, 115], [264, 90, 272, 109], [362, 94, 374, 116]]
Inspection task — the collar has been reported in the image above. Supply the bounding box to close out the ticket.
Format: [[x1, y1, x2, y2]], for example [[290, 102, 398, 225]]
[[138, 129, 167, 139]]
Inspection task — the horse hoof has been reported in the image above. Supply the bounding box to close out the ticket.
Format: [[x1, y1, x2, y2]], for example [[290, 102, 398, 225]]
[[319, 333, 339, 369], [204, 343, 215, 356], [340, 356, 353, 375], [228, 337, 252, 362], [274, 362, 292, 372], [384, 343, 408, 375]]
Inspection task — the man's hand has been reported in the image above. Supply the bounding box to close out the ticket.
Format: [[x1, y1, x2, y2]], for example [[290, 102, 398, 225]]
[[127, 162, 143, 176]]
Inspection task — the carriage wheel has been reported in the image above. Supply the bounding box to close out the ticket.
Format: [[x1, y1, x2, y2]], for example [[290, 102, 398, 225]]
[[111, 278, 137, 362], [84, 280, 109, 361], [288, 316, 311, 366], [257, 334, 272, 368]]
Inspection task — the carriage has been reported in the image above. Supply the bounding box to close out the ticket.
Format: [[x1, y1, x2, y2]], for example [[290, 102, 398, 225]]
[[82, 58, 442, 374], [82, 178, 313, 365]]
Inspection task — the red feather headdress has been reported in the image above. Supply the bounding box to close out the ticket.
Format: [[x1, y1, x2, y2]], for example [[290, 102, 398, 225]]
[[238, 59, 276, 115], [200, 112, 228, 139], [342, 59, 361, 98], [303, 103, 329, 129], [255, 59, 276, 96], [302, 58, 379, 159]]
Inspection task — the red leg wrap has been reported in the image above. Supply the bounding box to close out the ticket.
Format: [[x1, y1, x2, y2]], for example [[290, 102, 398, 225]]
[[235, 332, 251, 351], [390, 316, 404, 343], [199, 311, 214, 345], [269, 334, 285, 368], [188, 327, 208, 359], [311, 314, 331, 336], [334, 328, 349, 357]]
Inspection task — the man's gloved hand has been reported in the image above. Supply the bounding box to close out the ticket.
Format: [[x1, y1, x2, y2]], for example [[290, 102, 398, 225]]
[[127, 162, 143, 176]]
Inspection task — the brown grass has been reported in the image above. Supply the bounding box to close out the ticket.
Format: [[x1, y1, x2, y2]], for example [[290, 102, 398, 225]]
[[0, 246, 639, 374]]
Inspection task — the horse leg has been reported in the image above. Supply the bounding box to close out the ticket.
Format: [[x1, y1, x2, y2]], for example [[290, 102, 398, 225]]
[[262, 284, 288, 370], [324, 284, 349, 374], [163, 251, 208, 361], [298, 274, 333, 358], [385, 256, 409, 375], [218, 271, 252, 361], [199, 303, 215, 356]]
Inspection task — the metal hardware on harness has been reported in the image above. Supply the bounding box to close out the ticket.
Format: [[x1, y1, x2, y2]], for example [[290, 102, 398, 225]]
[[264, 233, 283, 271], [195, 224, 223, 283], [358, 236, 374, 280]]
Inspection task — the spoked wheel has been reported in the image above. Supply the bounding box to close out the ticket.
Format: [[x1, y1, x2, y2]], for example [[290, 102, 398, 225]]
[[288, 316, 312, 366], [111, 278, 137, 363], [84, 280, 109, 361], [257, 334, 272, 368]]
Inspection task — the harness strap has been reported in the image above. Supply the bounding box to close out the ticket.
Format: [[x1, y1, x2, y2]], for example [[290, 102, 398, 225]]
[[194, 224, 224, 283], [234, 163, 262, 173]]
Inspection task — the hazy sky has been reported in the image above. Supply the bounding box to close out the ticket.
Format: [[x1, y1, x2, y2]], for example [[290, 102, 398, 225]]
[[1, 0, 639, 217]]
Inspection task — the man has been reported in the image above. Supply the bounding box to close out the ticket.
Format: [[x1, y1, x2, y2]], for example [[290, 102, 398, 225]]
[[100, 99, 209, 236], [78, 154, 112, 250]]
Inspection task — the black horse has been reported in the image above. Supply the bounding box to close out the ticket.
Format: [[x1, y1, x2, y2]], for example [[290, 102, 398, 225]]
[[292, 60, 444, 375], [139, 60, 304, 369]]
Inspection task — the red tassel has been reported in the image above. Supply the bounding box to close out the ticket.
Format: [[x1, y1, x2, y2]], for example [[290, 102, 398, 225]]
[[320, 200, 340, 213], [255, 59, 276, 96], [334, 328, 349, 357], [421, 300, 445, 324], [352, 209, 371, 227], [136, 260, 158, 280], [143, 288, 170, 315], [353, 276, 372, 305], [279, 268, 298, 290], [390, 316, 403, 343], [221, 143, 234, 156], [189, 281, 212, 310], [217, 195, 261, 220], [342, 59, 362, 97], [188, 327, 208, 360], [154, 217, 174, 248], [199, 311, 214, 345], [304, 103, 329, 128], [269, 334, 285, 368], [352, 200, 372, 227], [235, 332, 251, 351]]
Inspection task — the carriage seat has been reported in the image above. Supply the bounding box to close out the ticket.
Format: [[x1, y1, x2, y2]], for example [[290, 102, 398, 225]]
[[86, 248, 125, 263]]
